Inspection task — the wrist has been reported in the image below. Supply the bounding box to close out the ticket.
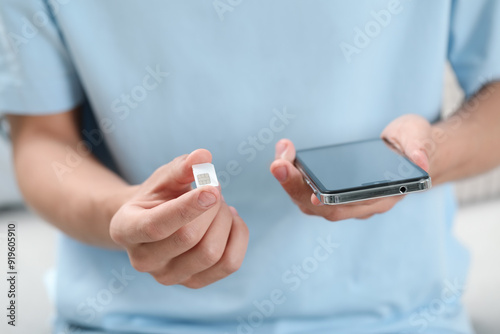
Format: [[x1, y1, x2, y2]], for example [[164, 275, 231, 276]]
[[102, 185, 139, 224]]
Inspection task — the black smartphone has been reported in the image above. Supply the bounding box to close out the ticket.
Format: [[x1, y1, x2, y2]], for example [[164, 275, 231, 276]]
[[294, 138, 431, 205]]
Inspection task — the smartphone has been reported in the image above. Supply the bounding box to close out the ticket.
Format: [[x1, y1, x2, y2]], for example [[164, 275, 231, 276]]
[[294, 138, 431, 205]]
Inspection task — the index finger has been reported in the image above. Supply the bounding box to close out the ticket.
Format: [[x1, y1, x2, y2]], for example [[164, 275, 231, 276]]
[[271, 139, 318, 206], [128, 186, 221, 244]]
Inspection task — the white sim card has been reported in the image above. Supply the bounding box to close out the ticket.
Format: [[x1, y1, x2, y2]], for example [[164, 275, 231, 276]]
[[192, 163, 219, 188]]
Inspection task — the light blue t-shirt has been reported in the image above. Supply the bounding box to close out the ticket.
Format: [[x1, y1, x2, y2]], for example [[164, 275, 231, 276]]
[[1, 1, 500, 333]]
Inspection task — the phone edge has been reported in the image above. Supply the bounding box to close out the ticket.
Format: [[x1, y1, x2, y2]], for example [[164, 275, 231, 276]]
[[295, 160, 432, 205]]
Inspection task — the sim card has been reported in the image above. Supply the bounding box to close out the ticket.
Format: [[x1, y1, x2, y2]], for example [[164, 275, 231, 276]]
[[192, 163, 219, 188]]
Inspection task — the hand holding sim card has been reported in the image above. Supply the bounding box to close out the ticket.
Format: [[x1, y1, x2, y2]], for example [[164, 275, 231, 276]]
[[110, 150, 248, 290]]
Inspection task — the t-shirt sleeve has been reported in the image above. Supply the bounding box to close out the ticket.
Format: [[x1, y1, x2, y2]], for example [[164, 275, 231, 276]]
[[448, 0, 500, 97], [0, 0, 83, 116]]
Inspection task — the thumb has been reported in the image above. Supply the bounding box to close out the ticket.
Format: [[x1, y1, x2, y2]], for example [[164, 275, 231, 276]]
[[404, 143, 430, 172], [274, 139, 296, 162], [381, 115, 432, 172], [144, 149, 213, 194]]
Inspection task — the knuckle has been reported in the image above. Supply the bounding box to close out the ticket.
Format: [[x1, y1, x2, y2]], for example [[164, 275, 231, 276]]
[[129, 251, 154, 273], [172, 225, 198, 248], [221, 255, 242, 275], [174, 205, 195, 225], [198, 244, 224, 267], [109, 224, 124, 245], [109, 206, 134, 245], [138, 213, 160, 241]]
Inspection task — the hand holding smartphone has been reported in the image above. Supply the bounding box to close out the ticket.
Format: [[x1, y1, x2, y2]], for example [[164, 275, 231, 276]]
[[294, 138, 431, 205]]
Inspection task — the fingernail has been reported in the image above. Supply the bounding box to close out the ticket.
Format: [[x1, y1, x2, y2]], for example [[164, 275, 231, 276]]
[[413, 150, 430, 172], [198, 191, 217, 207], [274, 166, 288, 182], [276, 141, 287, 159]]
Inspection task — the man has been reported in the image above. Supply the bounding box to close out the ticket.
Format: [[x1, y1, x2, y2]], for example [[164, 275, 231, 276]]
[[1, 1, 499, 333]]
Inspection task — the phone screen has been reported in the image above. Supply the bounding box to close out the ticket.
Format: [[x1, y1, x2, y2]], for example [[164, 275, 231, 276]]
[[295, 139, 428, 193]]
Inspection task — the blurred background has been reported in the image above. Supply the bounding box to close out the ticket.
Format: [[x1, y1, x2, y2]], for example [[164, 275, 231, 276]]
[[0, 64, 499, 333]]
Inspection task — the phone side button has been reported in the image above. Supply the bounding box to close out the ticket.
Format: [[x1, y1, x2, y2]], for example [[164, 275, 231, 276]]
[[305, 179, 319, 195]]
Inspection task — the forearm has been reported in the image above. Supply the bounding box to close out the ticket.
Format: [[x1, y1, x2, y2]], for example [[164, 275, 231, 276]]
[[431, 82, 500, 185], [8, 112, 136, 249]]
